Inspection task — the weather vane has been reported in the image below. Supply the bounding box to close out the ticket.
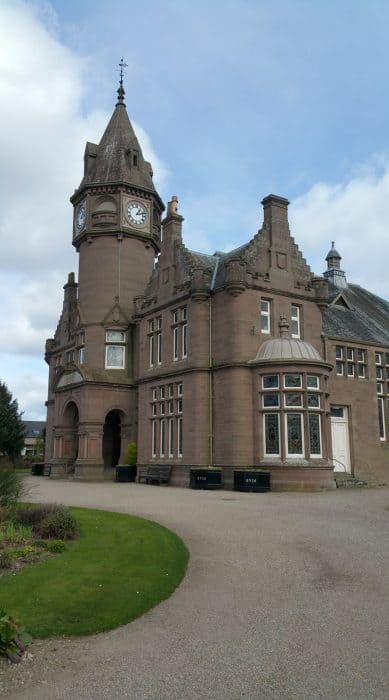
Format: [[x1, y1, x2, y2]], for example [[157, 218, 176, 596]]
[[118, 58, 128, 87], [116, 58, 128, 105]]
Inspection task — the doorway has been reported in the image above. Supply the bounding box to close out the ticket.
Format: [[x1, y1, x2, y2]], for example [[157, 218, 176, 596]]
[[330, 406, 351, 473], [103, 410, 122, 469]]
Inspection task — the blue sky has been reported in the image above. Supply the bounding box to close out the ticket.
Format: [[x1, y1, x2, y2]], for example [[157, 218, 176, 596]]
[[1, 0, 389, 419]]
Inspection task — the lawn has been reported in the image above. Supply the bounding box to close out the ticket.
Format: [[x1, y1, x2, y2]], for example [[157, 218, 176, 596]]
[[0, 507, 189, 638]]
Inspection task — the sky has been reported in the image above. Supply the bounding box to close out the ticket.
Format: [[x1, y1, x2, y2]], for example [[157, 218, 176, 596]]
[[1, 0, 389, 420]]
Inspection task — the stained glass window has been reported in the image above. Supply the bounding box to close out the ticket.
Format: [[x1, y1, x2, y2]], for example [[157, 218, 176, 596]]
[[284, 374, 302, 388], [378, 398, 385, 440], [263, 393, 279, 408], [264, 414, 280, 455], [284, 393, 303, 408], [307, 375, 319, 389], [263, 374, 279, 389], [307, 394, 320, 408], [286, 413, 303, 455], [309, 414, 321, 455]]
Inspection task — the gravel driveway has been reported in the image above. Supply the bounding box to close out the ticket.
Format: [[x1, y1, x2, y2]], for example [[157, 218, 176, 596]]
[[1, 479, 389, 700]]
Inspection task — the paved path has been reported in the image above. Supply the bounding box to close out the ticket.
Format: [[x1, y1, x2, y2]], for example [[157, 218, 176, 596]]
[[2, 479, 389, 699]]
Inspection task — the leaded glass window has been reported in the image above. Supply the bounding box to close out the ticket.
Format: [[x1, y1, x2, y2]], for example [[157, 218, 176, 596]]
[[284, 393, 303, 408], [264, 414, 280, 455], [284, 374, 302, 388], [263, 393, 279, 408], [307, 375, 319, 389], [307, 394, 320, 408], [286, 413, 304, 455], [263, 374, 279, 389], [378, 398, 385, 440], [309, 414, 321, 456]]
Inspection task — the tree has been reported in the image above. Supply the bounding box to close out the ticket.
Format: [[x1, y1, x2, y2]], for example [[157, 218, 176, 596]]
[[0, 382, 25, 462], [33, 428, 46, 458]]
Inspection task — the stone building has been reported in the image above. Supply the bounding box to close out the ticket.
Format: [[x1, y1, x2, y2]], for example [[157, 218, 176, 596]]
[[44, 80, 389, 490]]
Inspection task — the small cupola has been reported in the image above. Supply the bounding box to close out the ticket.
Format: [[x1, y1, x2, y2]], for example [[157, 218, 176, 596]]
[[323, 242, 347, 289]]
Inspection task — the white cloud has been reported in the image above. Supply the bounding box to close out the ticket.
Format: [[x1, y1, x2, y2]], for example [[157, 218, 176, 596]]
[[290, 160, 389, 299], [133, 121, 169, 192], [0, 0, 168, 418]]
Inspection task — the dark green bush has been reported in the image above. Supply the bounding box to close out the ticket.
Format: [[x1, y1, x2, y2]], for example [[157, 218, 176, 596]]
[[0, 468, 25, 507], [43, 539, 66, 553], [37, 507, 79, 540], [0, 610, 31, 663], [14, 503, 58, 529], [0, 550, 13, 568]]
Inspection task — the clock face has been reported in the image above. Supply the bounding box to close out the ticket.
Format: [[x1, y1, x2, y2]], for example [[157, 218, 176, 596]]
[[127, 201, 147, 226], [75, 203, 86, 232]]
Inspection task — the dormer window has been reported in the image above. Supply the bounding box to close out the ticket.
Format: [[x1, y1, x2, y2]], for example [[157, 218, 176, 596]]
[[133, 151, 138, 167]]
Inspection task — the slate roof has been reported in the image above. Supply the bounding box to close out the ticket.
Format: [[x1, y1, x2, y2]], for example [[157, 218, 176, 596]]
[[77, 101, 157, 193], [187, 250, 218, 271], [186, 241, 253, 290], [323, 284, 389, 346]]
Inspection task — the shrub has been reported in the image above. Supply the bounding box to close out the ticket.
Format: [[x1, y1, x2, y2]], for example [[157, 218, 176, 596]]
[[14, 503, 58, 529], [0, 468, 25, 507], [43, 539, 66, 553], [37, 507, 79, 540], [0, 610, 31, 663], [124, 442, 137, 466], [0, 551, 13, 568]]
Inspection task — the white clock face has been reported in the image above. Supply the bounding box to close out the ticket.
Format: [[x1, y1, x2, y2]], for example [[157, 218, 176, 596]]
[[127, 201, 147, 226], [75, 204, 86, 232]]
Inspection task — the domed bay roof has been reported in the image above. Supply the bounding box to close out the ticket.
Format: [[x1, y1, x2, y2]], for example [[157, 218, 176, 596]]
[[251, 315, 324, 363]]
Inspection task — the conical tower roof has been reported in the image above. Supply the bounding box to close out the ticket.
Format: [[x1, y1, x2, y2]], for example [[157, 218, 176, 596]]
[[77, 83, 157, 194]]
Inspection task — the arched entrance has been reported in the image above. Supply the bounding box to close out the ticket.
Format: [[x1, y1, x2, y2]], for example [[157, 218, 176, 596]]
[[103, 410, 122, 469], [62, 401, 79, 472]]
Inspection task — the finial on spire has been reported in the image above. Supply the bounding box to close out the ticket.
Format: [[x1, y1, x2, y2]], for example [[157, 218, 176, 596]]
[[116, 58, 128, 106]]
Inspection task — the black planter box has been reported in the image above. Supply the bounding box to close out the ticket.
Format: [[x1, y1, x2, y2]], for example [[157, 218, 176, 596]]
[[115, 465, 137, 483], [233, 470, 270, 492], [31, 463, 45, 476], [190, 469, 222, 490]]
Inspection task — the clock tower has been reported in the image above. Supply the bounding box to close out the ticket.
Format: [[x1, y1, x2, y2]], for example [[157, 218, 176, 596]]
[[45, 70, 164, 480]]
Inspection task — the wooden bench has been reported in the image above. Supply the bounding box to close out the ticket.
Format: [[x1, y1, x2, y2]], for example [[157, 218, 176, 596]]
[[138, 465, 171, 485]]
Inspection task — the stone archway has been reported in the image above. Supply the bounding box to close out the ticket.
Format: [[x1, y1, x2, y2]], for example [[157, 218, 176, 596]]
[[102, 410, 122, 469], [62, 401, 79, 472]]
